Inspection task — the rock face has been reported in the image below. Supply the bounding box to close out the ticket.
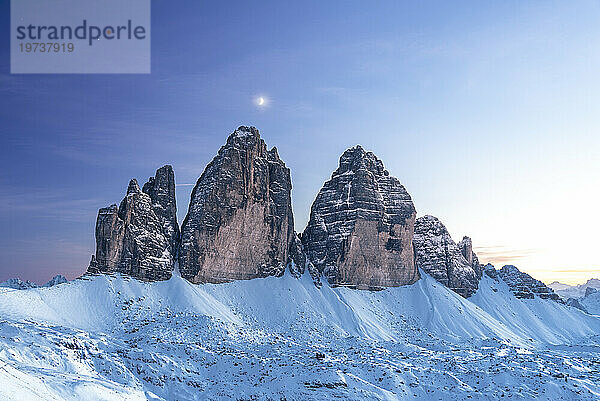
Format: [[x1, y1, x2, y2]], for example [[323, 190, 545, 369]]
[[566, 297, 587, 312], [87, 167, 177, 281], [483, 263, 499, 279], [497, 265, 561, 301], [302, 145, 418, 289], [458, 236, 483, 280], [413, 215, 481, 298], [287, 233, 321, 284], [42, 275, 68, 287], [179, 127, 295, 284], [141, 165, 180, 255]]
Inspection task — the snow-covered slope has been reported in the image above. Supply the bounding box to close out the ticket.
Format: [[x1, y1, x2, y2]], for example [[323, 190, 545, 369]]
[[582, 291, 600, 315], [1, 272, 599, 400], [471, 275, 600, 344]]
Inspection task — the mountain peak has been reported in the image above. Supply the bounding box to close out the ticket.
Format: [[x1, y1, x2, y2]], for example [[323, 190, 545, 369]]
[[498, 264, 561, 301], [226, 126, 261, 144], [335, 145, 388, 177], [127, 179, 141, 195], [302, 146, 417, 289], [179, 126, 294, 284]]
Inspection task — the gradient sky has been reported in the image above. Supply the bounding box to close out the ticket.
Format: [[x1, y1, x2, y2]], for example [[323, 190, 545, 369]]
[[1, 1, 599, 285]]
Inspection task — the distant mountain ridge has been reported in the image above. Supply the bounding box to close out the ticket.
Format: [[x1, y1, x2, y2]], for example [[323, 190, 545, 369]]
[[0, 275, 67, 290], [548, 278, 600, 299]]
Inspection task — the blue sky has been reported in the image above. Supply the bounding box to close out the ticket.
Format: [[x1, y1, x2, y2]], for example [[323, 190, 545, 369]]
[[1, 0, 599, 284]]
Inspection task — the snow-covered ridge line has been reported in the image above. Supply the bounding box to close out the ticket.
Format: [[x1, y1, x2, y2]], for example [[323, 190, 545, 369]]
[[0, 274, 67, 290]]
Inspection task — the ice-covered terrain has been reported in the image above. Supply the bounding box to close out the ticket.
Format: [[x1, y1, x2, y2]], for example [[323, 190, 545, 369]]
[[1, 271, 600, 400]]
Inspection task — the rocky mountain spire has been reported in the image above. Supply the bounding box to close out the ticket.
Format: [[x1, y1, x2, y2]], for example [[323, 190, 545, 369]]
[[142, 165, 180, 255], [458, 236, 483, 279], [413, 215, 481, 297], [496, 265, 561, 301], [87, 167, 176, 281], [302, 145, 418, 289], [178, 126, 295, 283]]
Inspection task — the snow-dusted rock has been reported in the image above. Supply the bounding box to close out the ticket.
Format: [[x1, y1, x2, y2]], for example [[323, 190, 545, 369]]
[[582, 290, 600, 315], [0, 278, 38, 290], [458, 236, 483, 279], [42, 275, 67, 287], [302, 145, 418, 289], [496, 265, 561, 301], [413, 215, 480, 297], [287, 233, 321, 285], [179, 127, 295, 283], [142, 165, 180, 255], [565, 297, 587, 312], [0, 275, 67, 290], [87, 174, 174, 281]]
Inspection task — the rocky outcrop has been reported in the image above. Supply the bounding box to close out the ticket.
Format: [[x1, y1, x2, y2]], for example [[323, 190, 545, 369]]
[[566, 297, 587, 312], [287, 233, 321, 284], [179, 127, 295, 284], [413, 215, 481, 298], [141, 165, 180, 254], [42, 275, 68, 287], [302, 145, 418, 290], [0, 278, 38, 290], [497, 265, 561, 301], [87, 169, 176, 281], [0, 275, 67, 290], [483, 263, 499, 279], [458, 236, 483, 279]]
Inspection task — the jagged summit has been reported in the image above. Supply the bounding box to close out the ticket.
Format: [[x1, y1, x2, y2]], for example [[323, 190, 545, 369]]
[[302, 145, 418, 289], [141, 165, 179, 255], [87, 165, 177, 282], [335, 145, 385, 173], [179, 127, 295, 284], [0, 275, 67, 290], [126, 179, 141, 195], [413, 215, 482, 298], [496, 265, 561, 301], [228, 125, 260, 140]]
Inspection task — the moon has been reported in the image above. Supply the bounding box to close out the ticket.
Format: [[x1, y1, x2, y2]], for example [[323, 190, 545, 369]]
[[254, 95, 268, 108]]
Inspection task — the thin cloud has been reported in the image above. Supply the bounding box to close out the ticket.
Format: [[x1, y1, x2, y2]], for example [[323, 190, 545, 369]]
[[474, 246, 539, 266]]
